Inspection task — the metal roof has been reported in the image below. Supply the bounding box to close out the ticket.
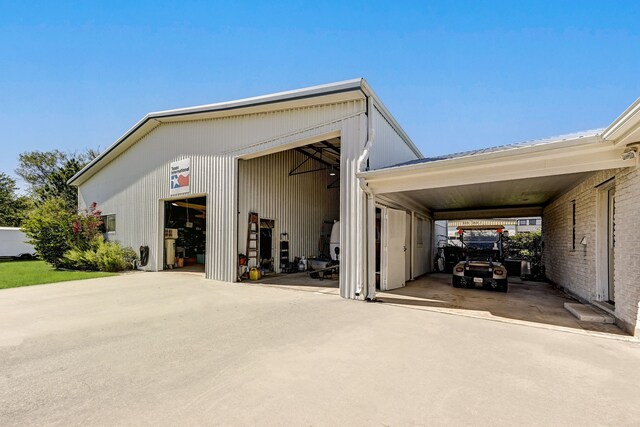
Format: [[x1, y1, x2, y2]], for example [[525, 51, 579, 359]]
[[69, 78, 422, 186], [385, 128, 605, 169]]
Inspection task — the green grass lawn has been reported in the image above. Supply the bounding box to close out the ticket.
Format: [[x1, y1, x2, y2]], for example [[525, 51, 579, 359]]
[[0, 260, 116, 290]]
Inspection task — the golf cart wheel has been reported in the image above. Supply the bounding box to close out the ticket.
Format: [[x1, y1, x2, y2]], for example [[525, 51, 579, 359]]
[[452, 276, 463, 288], [498, 280, 508, 293]]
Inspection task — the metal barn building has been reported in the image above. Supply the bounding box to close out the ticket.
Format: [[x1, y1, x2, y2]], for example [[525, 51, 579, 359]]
[[70, 80, 640, 336], [69, 79, 430, 300]]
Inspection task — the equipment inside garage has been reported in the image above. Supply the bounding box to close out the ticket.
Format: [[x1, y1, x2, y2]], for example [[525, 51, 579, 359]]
[[164, 196, 207, 270], [237, 138, 341, 283]]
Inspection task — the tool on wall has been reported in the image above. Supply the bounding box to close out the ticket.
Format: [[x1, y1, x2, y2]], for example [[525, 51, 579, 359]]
[[247, 212, 259, 268]]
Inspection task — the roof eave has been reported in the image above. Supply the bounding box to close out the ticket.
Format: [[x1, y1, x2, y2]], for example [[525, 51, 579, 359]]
[[68, 79, 367, 186], [601, 97, 640, 146], [358, 134, 604, 180]]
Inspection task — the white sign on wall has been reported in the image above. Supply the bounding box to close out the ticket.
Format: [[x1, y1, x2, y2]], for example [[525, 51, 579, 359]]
[[170, 158, 191, 195]]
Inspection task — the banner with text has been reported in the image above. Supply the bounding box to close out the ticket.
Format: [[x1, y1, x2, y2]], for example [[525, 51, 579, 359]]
[[170, 158, 191, 195]]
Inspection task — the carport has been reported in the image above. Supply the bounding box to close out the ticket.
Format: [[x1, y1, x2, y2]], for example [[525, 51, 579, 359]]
[[358, 129, 638, 334]]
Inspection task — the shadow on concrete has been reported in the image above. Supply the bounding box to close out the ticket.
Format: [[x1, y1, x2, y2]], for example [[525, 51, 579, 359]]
[[248, 271, 339, 294], [376, 273, 626, 336], [161, 264, 205, 275]]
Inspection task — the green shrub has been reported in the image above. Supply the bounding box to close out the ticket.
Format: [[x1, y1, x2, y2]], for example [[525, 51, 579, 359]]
[[22, 198, 75, 267], [506, 230, 544, 279], [63, 236, 138, 272], [24, 199, 136, 272]]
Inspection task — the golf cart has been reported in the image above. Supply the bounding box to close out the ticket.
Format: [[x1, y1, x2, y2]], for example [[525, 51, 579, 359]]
[[451, 225, 509, 292]]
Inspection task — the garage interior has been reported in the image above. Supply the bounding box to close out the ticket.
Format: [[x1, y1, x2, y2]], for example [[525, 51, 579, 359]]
[[237, 137, 341, 288], [163, 196, 207, 272]]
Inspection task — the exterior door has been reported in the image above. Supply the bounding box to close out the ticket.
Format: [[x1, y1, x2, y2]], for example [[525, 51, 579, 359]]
[[382, 208, 406, 290], [607, 187, 616, 303], [405, 212, 412, 281]]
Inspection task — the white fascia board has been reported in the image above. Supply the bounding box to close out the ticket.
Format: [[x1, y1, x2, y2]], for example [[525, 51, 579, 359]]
[[148, 79, 364, 118], [360, 79, 424, 158], [360, 134, 603, 180], [602, 97, 640, 146], [68, 119, 162, 187], [360, 138, 633, 194]]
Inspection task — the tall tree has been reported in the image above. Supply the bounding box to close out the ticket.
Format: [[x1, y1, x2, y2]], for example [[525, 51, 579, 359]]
[[0, 172, 32, 227], [16, 149, 98, 211]]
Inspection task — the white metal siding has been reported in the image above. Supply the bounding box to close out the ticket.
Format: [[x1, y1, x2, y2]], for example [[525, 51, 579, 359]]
[[368, 105, 420, 170], [78, 100, 365, 284], [237, 149, 340, 272], [339, 114, 368, 298]]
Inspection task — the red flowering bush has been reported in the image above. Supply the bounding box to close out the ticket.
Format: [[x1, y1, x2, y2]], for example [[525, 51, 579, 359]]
[[70, 202, 104, 251]]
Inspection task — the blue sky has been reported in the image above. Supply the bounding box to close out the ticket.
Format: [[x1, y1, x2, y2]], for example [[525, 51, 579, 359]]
[[1, 1, 639, 187]]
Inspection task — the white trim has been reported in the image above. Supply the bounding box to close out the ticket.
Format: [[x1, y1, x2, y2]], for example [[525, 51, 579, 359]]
[[360, 139, 633, 195], [602, 97, 640, 146]]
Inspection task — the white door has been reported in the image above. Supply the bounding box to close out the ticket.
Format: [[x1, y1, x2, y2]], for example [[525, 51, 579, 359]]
[[405, 212, 412, 281], [382, 208, 406, 290]]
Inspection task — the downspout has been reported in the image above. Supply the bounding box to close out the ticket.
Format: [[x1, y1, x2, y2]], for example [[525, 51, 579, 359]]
[[356, 94, 376, 299]]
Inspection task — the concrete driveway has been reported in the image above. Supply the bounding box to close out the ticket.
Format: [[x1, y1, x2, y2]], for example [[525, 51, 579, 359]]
[[1, 272, 639, 426], [378, 273, 625, 335]]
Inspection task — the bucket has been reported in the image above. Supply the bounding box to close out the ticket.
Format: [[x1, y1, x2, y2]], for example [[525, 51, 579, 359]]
[[249, 267, 261, 281]]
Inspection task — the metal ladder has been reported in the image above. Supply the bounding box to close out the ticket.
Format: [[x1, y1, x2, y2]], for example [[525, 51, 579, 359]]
[[247, 212, 259, 268]]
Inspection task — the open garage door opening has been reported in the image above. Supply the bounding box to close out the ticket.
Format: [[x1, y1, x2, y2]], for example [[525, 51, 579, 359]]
[[237, 137, 341, 291], [163, 195, 207, 273]]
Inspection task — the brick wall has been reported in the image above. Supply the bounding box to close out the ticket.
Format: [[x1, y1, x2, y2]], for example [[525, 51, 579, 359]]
[[612, 166, 640, 336], [543, 166, 640, 335]]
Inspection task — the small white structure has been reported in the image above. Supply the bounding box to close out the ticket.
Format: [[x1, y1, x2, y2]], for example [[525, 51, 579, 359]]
[[0, 227, 35, 259]]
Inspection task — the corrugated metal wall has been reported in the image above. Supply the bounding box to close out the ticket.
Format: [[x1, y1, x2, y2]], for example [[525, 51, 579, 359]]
[[237, 149, 340, 272], [78, 100, 365, 283], [368, 105, 420, 170], [339, 114, 368, 298]]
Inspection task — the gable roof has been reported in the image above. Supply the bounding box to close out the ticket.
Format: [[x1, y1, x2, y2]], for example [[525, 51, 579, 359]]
[[69, 78, 421, 186]]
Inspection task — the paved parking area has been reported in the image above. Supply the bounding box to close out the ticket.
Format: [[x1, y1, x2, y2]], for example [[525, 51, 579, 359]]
[[1, 272, 639, 426], [377, 273, 625, 335]]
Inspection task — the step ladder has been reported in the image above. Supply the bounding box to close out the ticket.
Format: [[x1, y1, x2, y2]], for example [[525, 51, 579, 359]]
[[247, 212, 259, 268], [280, 232, 290, 272]]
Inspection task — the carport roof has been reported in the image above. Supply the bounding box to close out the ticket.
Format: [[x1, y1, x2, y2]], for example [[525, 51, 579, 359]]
[[386, 128, 605, 169], [360, 125, 636, 219]]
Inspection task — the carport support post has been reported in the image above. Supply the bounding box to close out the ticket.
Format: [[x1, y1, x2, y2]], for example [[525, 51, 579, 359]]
[[366, 194, 376, 299]]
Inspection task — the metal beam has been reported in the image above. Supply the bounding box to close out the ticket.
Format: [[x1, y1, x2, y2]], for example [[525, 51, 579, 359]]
[[294, 147, 335, 169], [327, 176, 340, 189], [433, 206, 543, 221], [320, 140, 341, 156]]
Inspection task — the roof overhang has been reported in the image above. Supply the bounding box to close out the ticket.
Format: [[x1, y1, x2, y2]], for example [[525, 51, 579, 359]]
[[360, 135, 636, 217], [602, 97, 640, 147], [68, 78, 422, 187]]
